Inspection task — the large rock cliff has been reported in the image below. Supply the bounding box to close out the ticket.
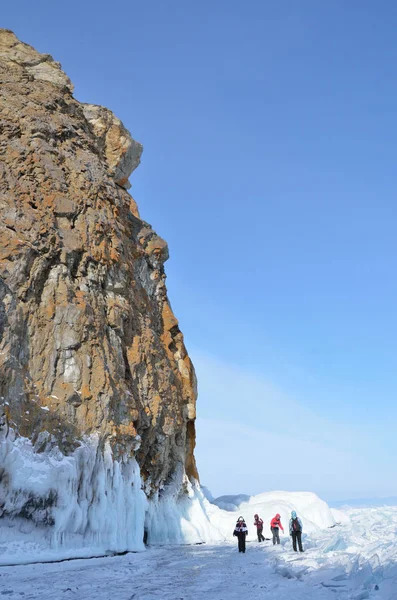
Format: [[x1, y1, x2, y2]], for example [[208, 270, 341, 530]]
[[0, 30, 199, 553]]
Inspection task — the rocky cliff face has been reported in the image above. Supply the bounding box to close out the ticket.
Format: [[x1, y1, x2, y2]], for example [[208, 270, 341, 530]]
[[0, 28, 198, 541]]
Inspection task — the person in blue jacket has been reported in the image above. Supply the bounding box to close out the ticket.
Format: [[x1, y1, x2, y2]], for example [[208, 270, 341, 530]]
[[289, 511, 304, 552]]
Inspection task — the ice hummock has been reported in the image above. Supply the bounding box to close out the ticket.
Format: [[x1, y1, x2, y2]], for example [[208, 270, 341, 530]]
[[208, 489, 336, 535]]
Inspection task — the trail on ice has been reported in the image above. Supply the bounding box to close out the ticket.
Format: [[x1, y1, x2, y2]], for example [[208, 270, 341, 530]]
[[1, 507, 397, 599]]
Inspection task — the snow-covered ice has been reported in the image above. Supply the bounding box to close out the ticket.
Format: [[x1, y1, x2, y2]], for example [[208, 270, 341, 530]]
[[1, 429, 396, 598], [1, 506, 397, 599]]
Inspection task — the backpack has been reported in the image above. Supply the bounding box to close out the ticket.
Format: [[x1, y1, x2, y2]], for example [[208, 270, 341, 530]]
[[292, 518, 301, 532]]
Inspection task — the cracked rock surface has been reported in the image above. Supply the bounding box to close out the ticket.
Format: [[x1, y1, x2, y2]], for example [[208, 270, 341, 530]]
[[0, 29, 198, 489]]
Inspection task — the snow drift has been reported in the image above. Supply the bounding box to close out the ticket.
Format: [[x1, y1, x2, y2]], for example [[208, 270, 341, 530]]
[[196, 489, 335, 545]]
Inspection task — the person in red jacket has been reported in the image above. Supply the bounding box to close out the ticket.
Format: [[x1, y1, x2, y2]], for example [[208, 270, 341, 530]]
[[270, 513, 284, 545], [254, 514, 265, 542]]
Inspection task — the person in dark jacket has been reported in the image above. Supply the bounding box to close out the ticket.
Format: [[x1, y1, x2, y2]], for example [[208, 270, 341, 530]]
[[254, 514, 265, 542], [233, 516, 248, 553], [289, 511, 304, 552], [270, 513, 284, 545]]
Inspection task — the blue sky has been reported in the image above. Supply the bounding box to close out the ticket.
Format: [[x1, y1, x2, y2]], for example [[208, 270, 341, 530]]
[[4, 1, 397, 501]]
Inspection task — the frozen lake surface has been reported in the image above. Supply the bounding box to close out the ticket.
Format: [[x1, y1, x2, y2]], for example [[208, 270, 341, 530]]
[[1, 506, 396, 599]]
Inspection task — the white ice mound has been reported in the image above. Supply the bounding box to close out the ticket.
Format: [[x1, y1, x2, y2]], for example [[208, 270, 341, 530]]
[[207, 490, 336, 540]]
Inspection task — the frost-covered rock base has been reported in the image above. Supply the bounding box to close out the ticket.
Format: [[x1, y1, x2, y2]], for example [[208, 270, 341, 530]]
[[0, 432, 147, 564]]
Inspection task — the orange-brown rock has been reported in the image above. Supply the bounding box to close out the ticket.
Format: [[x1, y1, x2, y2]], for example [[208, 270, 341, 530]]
[[0, 29, 198, 489]]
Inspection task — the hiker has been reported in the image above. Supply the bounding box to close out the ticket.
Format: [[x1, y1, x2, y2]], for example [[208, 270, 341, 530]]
[[270, 513, 284, 545], [254, 514, 265, 542], [233, 516, 248, 553], [289, 511, 304, 552]]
